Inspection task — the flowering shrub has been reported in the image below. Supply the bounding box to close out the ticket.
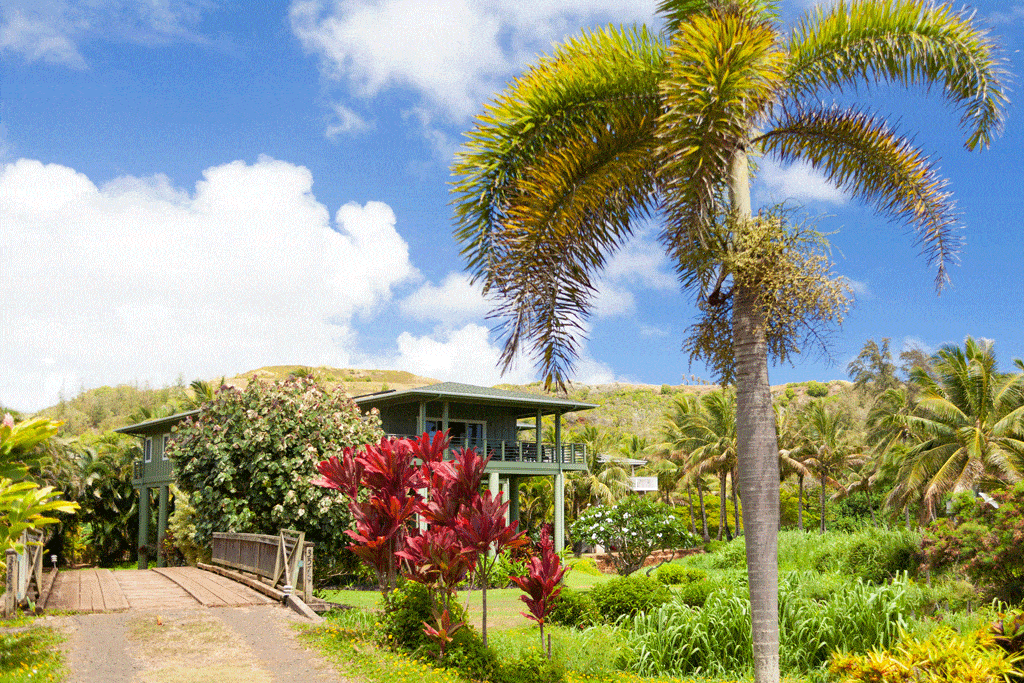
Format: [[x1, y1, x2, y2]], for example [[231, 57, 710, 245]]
[[571, 496, 698, 575], [169, 376, 383, 583]]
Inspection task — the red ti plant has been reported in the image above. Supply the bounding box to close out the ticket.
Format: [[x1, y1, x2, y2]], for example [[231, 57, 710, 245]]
[[510, 527, 568, 656], [396, 526, 474, 614], [313, 435, 438, 591], [457, 488, 528, 646], [422, 609, 464, 660]]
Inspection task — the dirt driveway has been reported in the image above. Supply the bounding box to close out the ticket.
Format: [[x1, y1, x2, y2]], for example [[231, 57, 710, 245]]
[[50, 605, 355, 683]]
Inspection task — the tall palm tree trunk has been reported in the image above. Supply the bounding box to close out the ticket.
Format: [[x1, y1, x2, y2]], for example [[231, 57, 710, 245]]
[[732, 468, 741, 536], [797, 474, 804, 532], [697, 484, 709, 542], [732, 150, 780, 683], [718, 470, 729, 540], [687, 485, 696, 534], [819, 473, 827, 535]]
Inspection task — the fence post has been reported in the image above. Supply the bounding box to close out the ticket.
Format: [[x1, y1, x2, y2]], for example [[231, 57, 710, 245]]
[[303, 544, 314, 602]]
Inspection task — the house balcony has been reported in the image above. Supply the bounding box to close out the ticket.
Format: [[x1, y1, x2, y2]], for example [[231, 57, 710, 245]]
[[384, 435, 589, 475]]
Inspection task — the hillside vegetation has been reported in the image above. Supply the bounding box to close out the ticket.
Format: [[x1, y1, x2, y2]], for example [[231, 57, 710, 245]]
[[30, 365, 852, 442]]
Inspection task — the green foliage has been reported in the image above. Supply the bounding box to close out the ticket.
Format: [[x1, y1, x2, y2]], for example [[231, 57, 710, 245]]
[[492, 649, 565, 683], [547, 586, 599, 628], [379, 581, 464, 652], [922, 484, 1024, 603], [73, 432, 138, 566], [805, 381, 829, 398], [165, 486, 207, 566], [564, 556, 601, 577], [590, 574, 672, 623], [621, 574, 915, 678], [829, 627, 1021, 683], [675, 578, 720, 608], [653, 563, 705, 585], [0, 625, 66, 683], [170, 376, 382, 584], [571, 496, 697, 575]]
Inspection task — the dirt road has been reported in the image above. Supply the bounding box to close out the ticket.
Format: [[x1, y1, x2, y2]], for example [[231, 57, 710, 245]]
[[51, 605, 353, 683]]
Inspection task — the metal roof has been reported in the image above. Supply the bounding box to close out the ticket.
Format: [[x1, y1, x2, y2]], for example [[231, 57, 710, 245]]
[[353, 381, 597, 417], [597, 454, 648, 467], [114, 409, 199, 435]]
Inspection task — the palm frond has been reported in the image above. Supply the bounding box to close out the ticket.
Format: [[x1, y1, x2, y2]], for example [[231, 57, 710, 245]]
[[786, 0, 1007, 151], [757, 105, 958, 288], [452, 26, 666, 390]]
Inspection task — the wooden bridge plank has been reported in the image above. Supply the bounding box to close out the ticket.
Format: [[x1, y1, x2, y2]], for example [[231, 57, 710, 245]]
[[112, 569, 198, 610], [186, 567, 275, 605], [79, 570, 102, 612], [95, 569, 129, 611], [151, 567, 227, 606]]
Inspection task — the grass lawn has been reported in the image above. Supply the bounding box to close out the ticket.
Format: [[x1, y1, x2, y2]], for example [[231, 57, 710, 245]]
[[0, 618, 66, 683]]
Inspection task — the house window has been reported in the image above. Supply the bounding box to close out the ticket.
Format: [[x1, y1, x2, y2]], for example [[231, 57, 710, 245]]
[[144, 437, 153, 463], [426, 419, 486, 447], [162, 435, 170, 460]]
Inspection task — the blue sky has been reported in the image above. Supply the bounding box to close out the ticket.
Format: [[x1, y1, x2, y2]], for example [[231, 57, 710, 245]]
[[2, 0, 1022, 412]]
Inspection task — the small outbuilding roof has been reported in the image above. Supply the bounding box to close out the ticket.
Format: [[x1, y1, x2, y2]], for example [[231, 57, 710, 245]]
[[114, 410, 199, 436], [353, 381, 597, 418]]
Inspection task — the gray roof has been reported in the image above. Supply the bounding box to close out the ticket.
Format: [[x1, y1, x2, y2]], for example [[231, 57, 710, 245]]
[[353, 381, 597, 417], [115, 410, 199, 436]]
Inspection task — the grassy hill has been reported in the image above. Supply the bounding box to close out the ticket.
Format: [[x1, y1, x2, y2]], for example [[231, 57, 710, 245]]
[[33, 365, 854, 442]]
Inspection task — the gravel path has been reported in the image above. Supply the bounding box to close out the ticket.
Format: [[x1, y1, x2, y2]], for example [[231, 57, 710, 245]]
[[50, 605, 354, 683]]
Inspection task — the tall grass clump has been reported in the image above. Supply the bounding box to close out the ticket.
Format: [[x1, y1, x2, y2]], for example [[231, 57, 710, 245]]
[[776, 528, 920, 582], [619, 573, 916, 677]]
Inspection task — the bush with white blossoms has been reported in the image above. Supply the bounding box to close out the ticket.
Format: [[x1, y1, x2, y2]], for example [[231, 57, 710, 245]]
[[571, 496, 699, 575]]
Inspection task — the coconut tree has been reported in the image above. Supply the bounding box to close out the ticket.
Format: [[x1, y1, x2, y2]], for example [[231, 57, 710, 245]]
[[452, 2, 1004, 678], [796, 400, 867, 533], [776, 403, 812, 531], [667, 391, 740, 539], [888, 337, 1024, 519]]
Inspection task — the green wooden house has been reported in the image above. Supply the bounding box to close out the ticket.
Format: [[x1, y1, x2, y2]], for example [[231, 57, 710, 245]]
[[117, 381, 596, 566], [115, 409, 198, 569]]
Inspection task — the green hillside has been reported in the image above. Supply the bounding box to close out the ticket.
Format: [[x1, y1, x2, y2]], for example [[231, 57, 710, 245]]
[[31, 365, 853, 442]]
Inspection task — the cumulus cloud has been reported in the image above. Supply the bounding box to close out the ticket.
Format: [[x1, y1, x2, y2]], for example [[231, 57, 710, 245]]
[[289, 0, 658, 123], [380, 324, 536, 386], [1, 156, 417, 410], [756, 157, 848, 206], [1, 0, 211, 67], [845, 278, 871, 299], [400, 273, 493, 324], [593, 233, 676, 318]]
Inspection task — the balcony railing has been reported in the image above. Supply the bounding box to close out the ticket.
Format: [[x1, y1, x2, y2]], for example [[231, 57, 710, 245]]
[[386, 435, 587, 466]]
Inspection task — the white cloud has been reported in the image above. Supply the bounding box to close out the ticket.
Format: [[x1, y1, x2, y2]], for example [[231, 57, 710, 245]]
[[1, 156, 417, 411], [638, 323, 669, 338], [988, 5, 1024, 25], [289, 0, 658, 123], [756, 157, 848, 207], [400, 273, 492, 324], [0, 0, 210, 67], [382, 324, 536, 386], [845, 278, 871, 299], [325, 103, 372, 139], [593, 233, 676, 318], [900, 336, 933, 356]]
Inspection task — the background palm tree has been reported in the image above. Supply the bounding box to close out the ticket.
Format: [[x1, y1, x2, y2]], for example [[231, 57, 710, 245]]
[[796, 401, 865, 534], [888, 337, 1024, 519], [667, 391, 740, 540], [452, 2, 1004, 678]]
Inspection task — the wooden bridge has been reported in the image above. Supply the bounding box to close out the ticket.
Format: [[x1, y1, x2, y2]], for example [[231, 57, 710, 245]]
[[45, 566, 277, 612]]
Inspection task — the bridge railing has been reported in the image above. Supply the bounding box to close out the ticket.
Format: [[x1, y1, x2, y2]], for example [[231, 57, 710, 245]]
[[210, 530, 314, 602], [3, 530, 49, 616]]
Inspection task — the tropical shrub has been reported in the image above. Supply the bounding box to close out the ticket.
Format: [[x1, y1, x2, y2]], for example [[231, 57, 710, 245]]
[[547, 587, 599, 628], [675, 579, 720, 608], [654, 563, 705, 585], [169, 376, 383, 584], [828, 628, 1020, 683], [571, 496, 697, 575], [922, 484, 1024, 603], [493, 649, 565, 683], [805, 381, 829, 398], [590, 575, 672, 622]]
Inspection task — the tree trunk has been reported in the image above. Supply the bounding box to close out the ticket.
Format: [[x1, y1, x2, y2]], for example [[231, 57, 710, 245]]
[[719, 470, 729, 540], [819, 473, 827, 535], [797, 474, 804, 532], [732, 148, 780, 683], [688, 485, 696, 535], [698, 484, 710, 542], [732, 468, 741, 536]]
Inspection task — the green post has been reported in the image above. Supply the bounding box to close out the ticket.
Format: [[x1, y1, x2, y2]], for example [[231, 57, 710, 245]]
[[156, 485, 169, 568], [138, 486, 150, 570], [508, 475, 520, 525], [554, 472, 565, 552]]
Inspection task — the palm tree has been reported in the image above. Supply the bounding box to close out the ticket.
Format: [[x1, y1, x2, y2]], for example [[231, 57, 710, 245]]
[[775, 403, 811, 531], [667, 391, 740, 540], [452, 3, 1004, 678], [888, 337, 1024, 520], [796, 401, 866, 534]]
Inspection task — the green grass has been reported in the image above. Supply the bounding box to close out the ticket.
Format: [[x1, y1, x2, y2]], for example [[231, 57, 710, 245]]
[[0, 624, 66, 683]]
